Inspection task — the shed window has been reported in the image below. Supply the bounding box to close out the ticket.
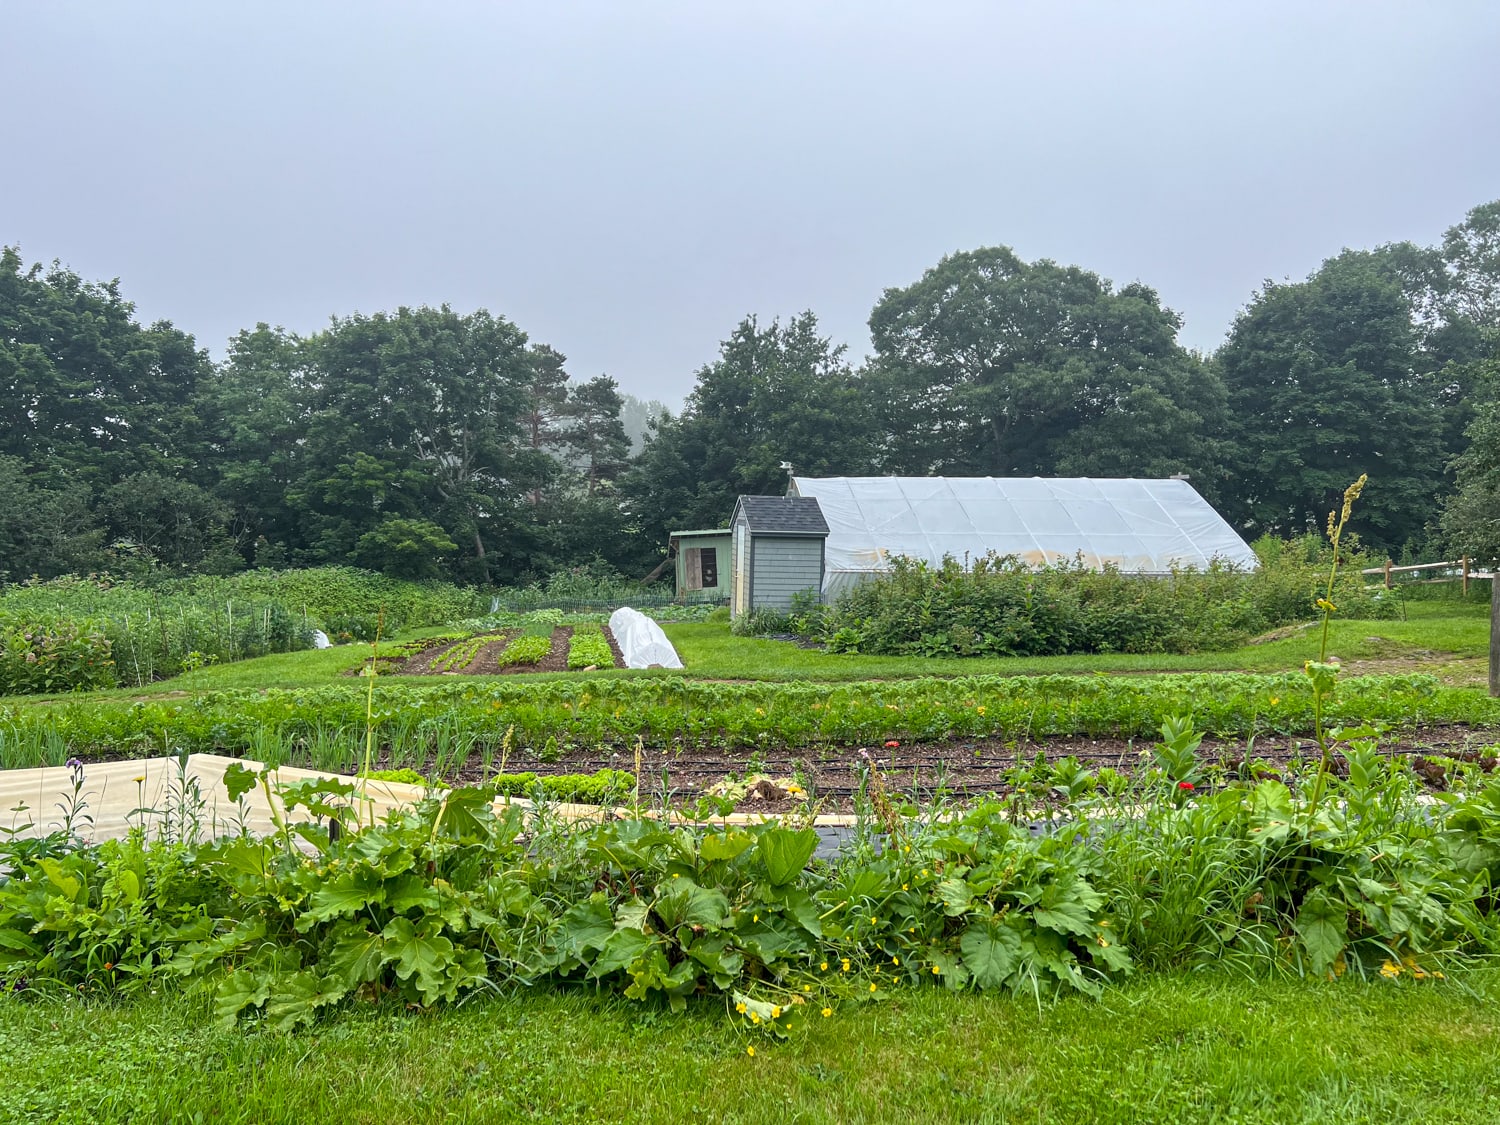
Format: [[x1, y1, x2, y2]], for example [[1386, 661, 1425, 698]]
[[700, 547, 718, 588]]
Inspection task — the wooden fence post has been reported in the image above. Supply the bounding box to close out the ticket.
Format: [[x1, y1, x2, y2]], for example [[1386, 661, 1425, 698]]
[[1383, 559, 1392, 589], [1463, 556, 1470, 597], [1490, 575, 1500, 697]]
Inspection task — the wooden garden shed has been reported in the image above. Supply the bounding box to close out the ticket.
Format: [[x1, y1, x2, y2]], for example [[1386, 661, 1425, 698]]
[[668, 529, 731, 599], [728, 495, 830, 617]]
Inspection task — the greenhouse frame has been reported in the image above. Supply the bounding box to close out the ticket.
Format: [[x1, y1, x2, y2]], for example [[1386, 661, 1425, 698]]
[[784, 476, 1258, 598]]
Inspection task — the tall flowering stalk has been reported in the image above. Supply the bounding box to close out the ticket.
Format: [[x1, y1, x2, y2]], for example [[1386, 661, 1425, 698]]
[[1304, 475, 1367, 821]]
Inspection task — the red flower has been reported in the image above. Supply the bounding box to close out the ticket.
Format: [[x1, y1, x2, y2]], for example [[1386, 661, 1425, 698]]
[[1178, 781, 1195, 791], [884, 740, 900, 749]]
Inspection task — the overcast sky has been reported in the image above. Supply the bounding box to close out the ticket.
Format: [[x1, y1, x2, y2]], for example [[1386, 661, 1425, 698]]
[[5, 2, 1499, 406]]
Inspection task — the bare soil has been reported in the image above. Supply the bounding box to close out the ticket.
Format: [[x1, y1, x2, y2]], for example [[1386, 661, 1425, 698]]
[[436, 724, 1500, 814]]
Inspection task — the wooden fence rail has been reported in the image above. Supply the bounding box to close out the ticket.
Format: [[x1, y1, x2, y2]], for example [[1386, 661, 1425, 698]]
[[1359, 557, 1497, 596]]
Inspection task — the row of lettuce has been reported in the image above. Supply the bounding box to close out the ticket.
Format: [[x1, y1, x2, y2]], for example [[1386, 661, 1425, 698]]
[[2, 748, 1497, 1029], [2, 672, 1492, 771]]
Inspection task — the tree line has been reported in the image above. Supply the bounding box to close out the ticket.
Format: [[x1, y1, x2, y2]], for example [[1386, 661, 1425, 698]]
[[2, 198, 1497, 587]]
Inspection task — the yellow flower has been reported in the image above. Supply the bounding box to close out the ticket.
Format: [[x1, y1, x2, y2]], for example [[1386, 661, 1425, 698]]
[[771, 1006, 782, 1019], [672, 873, 680, 878], [931, 965, 941, 975], [1379, 960, 1401, 979], [820, 961, 828, 971], [736, 1002, 746, 1013], [751, 1012, 760, 1023], [821, 1007, 832, 1018], [802, 985, 811, 992], [901, 883, 909, 891], [891, 956, 900, 966], [869, 983, 877, 992], [1269, 696, 1280, 706], [975, 705, 986, 716], [747, 1046, 756, 1057], [841, 959, 850, 972]]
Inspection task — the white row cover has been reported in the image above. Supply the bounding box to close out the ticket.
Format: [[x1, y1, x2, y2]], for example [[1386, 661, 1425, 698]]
[[788, 476, 1258, 596], [608, 608, 685, 669]]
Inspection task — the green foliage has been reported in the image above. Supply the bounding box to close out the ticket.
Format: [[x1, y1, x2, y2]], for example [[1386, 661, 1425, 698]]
[[353, 518, 459, 581], [0, 578, 312, 691], [487, 769, 634, 803], [495, 633, 553, 668], [0, 616, 115, 695], [360, 768, 426, 784], [1217, 248, 1449, 550], [567, 625, 616, 669], [622, 312, 877, 546], [0, 781, 1124, 1029], [429, 635, 490, 674], [3, 670, 1487, 769], [810, 548, 1390, 659], [866, 246, 1227, 493], [165, 566, 484, 633], [5, 744, 1499, 1035]]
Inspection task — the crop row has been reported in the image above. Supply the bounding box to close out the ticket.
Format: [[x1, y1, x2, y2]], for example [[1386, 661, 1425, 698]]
[[497, 634, 552, 668], [429, 635, 489, 673], [567, 626, 615, 670], [2, 672, 1493, 769]]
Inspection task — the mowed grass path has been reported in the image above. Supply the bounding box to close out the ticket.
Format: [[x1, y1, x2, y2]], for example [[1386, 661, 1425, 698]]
[[3, 972, 1498, 1124]]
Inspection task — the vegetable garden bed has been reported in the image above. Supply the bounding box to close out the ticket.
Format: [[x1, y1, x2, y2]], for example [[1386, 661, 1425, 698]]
[[382, 626, 625, 676]]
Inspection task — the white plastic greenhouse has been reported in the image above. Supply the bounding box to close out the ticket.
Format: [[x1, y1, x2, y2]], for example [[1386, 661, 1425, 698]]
[[786, 476, 1258, 597]]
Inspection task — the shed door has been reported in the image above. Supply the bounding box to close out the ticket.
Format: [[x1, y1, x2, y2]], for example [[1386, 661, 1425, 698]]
[[732, 525, 749, 616], [683, 547, 702, 591]]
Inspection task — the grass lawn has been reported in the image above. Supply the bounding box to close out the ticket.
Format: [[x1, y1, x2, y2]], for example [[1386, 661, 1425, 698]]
[[3, 972, 1498, 1124]]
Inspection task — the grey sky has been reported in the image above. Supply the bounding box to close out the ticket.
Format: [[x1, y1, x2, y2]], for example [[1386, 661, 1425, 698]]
[[6, 2, 1499, 407]]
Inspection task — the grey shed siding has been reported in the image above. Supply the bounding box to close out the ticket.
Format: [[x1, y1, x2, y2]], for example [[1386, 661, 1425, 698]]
[[750, 537, 823, 610]]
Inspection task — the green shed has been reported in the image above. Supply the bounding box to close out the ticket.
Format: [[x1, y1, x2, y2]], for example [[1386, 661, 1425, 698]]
[[728, 496, 830, 617], [669, 529, 732, 599]]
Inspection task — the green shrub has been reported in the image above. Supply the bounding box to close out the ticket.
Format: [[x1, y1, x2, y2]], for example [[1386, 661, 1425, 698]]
[[813, 547, 1391, 659], [0, 616, 115, 694]]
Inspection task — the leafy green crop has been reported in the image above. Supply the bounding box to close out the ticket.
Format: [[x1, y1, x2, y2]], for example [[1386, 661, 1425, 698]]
[[567, 626, 615, 670], [429, 636, 489, 674], [496, 634, 552, 668], [3, 671, 1494, 770], [5, 740, 1497, 1036]]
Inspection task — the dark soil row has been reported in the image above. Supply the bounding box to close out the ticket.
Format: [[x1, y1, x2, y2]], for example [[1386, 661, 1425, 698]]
[[435, 725, 1500, 814]]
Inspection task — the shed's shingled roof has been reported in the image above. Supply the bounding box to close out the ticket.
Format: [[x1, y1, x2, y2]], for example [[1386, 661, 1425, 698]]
[[732, 495, 830, 536]]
